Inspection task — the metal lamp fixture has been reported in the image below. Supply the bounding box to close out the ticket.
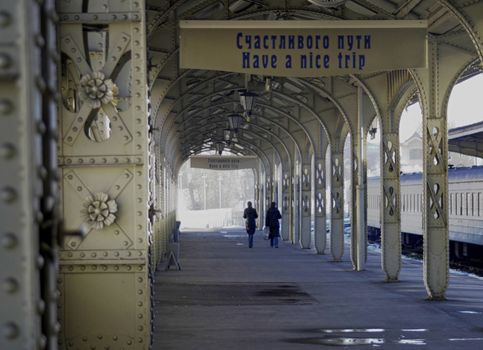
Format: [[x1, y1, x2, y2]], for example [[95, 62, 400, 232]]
[[214, 141, 224, 155], [228, 113, 244, 131], [239, 90, 256, 117], [369, 127, 377, 140], [223, 128, 231, 141]]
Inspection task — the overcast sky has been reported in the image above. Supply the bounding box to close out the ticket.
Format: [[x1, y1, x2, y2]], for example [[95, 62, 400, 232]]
[[398, 73, 483, 142]]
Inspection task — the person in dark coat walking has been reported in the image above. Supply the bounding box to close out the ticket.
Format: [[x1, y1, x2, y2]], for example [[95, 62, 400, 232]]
[[265, 202, 282, 248], [243, 201, 258, 248]]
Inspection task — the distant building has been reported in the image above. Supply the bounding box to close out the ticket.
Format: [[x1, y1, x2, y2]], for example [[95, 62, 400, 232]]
[[400, 132, 423, 173], [400, 131, 480, 173]]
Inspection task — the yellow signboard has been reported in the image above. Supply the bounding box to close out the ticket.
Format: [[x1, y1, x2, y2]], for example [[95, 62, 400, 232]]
[[179, 20, 427, 77], [190, 156, 258, 170]]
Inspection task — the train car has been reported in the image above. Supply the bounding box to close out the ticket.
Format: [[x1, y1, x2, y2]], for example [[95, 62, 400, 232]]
[[368, 165, 483, 261]]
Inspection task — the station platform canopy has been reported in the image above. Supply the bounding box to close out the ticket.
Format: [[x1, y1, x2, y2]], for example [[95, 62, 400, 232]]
[[448, 121, 483, 158]]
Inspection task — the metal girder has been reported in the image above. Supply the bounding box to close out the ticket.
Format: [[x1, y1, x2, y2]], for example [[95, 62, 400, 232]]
[[1, 1, 60, 349], [57, 1, 153, 348]]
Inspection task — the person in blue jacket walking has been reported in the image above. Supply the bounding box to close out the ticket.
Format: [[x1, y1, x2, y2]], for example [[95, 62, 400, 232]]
[[265, 202, 282, 248], [243, 201, 258, 248]]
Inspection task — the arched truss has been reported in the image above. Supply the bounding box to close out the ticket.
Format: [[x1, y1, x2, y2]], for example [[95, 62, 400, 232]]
[[146, 0, 483, 173], [172, 115, 294, 172]]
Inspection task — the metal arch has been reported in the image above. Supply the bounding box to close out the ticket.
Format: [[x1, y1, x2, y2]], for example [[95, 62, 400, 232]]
[[162, 102, 304, 168], [158, 88, 317, 154], [440, 57, 481, 124], [172, 104, 302, 158], [438, 0, 483, 65], [179, 127, 285, 175], [348, 75, 384, 130], [230, 8, 341, 21], [180, 117, 294, 169], [179, 119, 288, 167], [154, 74, 334, 150], [390, 83, 418, 130], [147, 3, 342, 39], [294, 78, 354, 143]]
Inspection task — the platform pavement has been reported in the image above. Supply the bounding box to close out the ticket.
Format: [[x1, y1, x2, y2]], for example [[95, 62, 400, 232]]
[[153, 228, 483, 349]]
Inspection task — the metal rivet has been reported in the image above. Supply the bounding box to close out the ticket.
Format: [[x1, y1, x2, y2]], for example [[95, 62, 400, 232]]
[[35, 34, 45, 48], [0, 54, 11, 69], [38, 166, 48, 180], [37, 300, 45, 314], [1, 233, 17, 249], [3, 277, 18, 293], [0, 11, 11, 27], [37, 256, 45, 269], [0, 99, 12, 115], [1, 187, 16, 203], [0, 143, 15, 159], [39, 335, 47, 349], [3, 322, 19, 339], [37, 121, 46, 134], [36, 77, 46, 92]]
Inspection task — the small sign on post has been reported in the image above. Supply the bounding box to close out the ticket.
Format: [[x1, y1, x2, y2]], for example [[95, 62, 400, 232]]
[[190, 155, 258, 170]]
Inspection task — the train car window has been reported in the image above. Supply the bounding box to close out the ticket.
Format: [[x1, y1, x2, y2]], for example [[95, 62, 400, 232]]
[[460, 193, 463, 216], [471, 193, 475, 217], [454, 193, 458, 215], [449, 193, 452, 215], [479, 193, 481, 216], [465, 193, 469, 216]]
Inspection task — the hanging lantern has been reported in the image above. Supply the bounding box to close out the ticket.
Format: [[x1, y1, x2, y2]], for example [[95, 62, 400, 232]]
[[223, 128, 231, 141], [239, 90, 257, 116], [228, 113, 244, 131], [214, 141, 224, 155]]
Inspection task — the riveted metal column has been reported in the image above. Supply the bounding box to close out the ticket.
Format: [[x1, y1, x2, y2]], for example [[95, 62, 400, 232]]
[[414, 42, 450, 299], [352, 86, 367, 271], [330, 147, 344, 261], [1, 1, 60, 348], [153, 157, 163, 263], [266, 175, 272, 207], [57, 1, 152, 348], [300, 163, 312, 248], [314, 156, 327, 254], [281, 172, 291, 241], [380, 130, 401, 281], [254, 178, 261, 229], [292, 163, 301, 244]]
